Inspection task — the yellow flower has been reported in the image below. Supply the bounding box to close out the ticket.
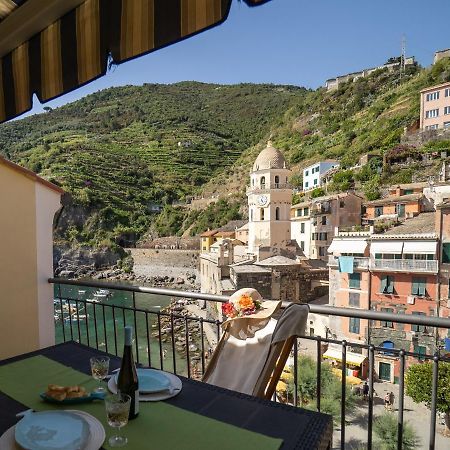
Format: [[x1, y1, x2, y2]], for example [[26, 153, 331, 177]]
[[238, 294, 255, 310]]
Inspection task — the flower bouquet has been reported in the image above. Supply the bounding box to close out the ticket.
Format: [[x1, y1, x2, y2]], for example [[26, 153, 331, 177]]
[[222, 292, 262, 319]]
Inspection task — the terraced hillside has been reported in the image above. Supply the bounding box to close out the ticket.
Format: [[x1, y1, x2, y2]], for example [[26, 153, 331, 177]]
[[0, 82, 305, 246]]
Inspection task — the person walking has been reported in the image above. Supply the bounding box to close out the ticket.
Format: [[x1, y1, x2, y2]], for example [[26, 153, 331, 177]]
[[384, 392, 390, 410], [388, 391, 395, 411], [363, 382, 369, 400]]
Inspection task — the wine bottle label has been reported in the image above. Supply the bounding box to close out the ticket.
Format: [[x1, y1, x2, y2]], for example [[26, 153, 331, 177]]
[[135, 389, 139, 413]]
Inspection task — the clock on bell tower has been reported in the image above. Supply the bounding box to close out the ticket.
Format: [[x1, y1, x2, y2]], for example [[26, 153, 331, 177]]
[[247, 142, 292, 256]]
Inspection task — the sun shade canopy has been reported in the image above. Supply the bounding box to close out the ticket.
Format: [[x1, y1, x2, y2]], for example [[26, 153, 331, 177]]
[[370, 241, 404, 255], [0, 0, 271, 123], [327, 239, 368, 254], [402, 240, 437, 254], [323, 348, 367, 367]]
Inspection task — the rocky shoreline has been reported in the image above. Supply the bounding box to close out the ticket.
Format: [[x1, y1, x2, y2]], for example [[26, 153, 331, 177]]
[[152, 298, 216, 379]]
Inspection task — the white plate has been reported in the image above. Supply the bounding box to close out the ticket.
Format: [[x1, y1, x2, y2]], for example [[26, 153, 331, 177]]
[[0, 410, 104, 450], [15, 410, 89, 450], [115, 368, 171, 394], [108, 370, 182, 402]]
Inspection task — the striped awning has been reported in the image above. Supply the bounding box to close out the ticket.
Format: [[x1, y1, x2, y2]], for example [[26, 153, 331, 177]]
[[0, 1, 27, 23], [0, 0, 272, 123]]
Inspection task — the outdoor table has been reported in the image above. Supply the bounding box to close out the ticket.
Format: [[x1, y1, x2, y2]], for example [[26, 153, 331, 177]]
[[0, 342, 332, 449]]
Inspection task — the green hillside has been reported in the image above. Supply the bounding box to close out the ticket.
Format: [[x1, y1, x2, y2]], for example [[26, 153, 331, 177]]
[[0, 82, 304, 246], [1, 59, 450, 246]]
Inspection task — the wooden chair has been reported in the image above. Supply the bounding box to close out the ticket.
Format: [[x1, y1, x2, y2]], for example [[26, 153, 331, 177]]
[[203, 304, 307, 400]]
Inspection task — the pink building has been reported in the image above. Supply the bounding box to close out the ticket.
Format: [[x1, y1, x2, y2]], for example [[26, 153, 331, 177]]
[[420, 81, 450, 131]]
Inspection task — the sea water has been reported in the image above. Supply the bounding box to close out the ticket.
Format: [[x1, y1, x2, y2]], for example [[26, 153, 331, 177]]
[[54, 282, 189, 375]]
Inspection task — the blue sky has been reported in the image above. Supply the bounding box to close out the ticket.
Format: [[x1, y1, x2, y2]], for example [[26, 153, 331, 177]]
[[23, 0, 450, 117]]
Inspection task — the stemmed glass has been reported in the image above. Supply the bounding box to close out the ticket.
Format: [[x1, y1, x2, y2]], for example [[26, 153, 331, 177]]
[[90, 356, 110, 393], [105, 393, 131, 447]]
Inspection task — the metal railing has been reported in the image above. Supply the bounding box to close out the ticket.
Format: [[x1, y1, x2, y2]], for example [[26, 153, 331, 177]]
[[370, 258, 439, 273], [49, 278, 450, 450], [246, 183, 292, 194], [328, 255, 370, 269]]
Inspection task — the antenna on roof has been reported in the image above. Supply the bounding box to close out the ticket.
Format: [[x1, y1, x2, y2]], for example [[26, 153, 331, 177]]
[[400, 35, 406, 80]]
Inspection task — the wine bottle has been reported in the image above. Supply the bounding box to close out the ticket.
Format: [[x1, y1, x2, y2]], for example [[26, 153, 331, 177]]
[[117, 326, 139, 419]]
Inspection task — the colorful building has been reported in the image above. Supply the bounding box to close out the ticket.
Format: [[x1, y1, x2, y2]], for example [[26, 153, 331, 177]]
[[302, 161, 339, 192], [419, 81, 450, 131]]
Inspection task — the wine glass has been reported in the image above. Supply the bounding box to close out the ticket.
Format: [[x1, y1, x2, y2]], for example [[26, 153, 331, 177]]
[[105, 393, 131, 447], [90, 356, 110, 393]]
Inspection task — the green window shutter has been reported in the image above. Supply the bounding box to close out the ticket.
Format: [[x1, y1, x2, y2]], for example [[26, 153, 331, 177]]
[[386, 276, 394, 294], [412, 279, 418, 295], [443, 243, 450, 264], [380, 276, 387, 293], [418, 279, 426, 296]]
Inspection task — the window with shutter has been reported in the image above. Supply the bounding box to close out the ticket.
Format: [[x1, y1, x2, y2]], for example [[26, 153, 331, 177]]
[[349, 273, 361, 289], [412, 278, 426, 296], [443, 243, 450, 264]]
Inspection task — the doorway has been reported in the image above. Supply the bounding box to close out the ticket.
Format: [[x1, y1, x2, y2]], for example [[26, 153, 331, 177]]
[[379, 362, 391, 381]]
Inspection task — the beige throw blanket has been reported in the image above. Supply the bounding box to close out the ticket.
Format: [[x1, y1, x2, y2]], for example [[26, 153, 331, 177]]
[[203, 304, 309, 395]]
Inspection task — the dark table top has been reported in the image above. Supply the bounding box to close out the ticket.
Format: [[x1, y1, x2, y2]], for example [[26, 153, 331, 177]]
[[0, 342, 332, 450]]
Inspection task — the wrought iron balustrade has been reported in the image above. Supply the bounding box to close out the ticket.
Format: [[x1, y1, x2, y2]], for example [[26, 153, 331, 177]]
[[49, 277, 450, 450]]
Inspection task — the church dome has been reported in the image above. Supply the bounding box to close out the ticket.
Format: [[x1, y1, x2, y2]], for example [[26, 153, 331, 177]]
[[252, 142, 287, 171]]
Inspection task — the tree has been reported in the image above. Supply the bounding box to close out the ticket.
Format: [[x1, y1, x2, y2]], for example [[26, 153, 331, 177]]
[[286, 356, 356, 423], [310, 187, 326, 199], [363, 175, 381, 201], [405, 362, 450, 435], [373, 412, 419, 450]]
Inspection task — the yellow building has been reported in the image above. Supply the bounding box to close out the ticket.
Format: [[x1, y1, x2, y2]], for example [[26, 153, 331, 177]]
[[200, 229, 219, 252], [0, 156, 63, 359]]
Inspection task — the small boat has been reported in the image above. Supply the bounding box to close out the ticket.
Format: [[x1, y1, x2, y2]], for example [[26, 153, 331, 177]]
[[64, 313, 89, 323]]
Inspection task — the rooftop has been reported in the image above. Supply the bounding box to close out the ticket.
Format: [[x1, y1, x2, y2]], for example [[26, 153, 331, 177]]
[[388, 182, 428, 190], [217, 220, 247, 232], [364, 193, 422, 206], [255, 255, 299, 266], [420, 80, 450, 93], [231, 264, 271, 274], [0, 155, 64, 194], [253, 142, 287, 171], [378, 212, 436, 236]]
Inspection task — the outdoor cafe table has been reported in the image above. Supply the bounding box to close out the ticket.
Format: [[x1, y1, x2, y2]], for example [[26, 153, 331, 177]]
[[0, 342, 332, 449]]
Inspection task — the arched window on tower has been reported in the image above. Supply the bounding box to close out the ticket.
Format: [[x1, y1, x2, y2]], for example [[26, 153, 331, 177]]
[[274, 175, 279, 187], [260, 208, 265, 220], [275, 207, 280, 220], [260, 176, 266, 188]]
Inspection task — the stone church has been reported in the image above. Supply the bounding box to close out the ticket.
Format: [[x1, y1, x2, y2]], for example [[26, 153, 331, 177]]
[[199, 142, 327, 302]]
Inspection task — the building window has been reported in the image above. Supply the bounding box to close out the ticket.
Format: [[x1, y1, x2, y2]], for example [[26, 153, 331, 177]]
[[349, 292, 360, 307], [444, 121, 450, 129], [275, 207, 280, 221], [296, 209, 302, 217], [380, 275, 395, 294], [425, 108, 439, 118], [413, 344, 426, 361], [412, 277, 426, 296], [319, 247, 326, 257], [321, 216, 327, 225], [443, 243, 450, 264], [260, 208, 265, 221], [426, 91, 440, 101], [445, 88, 450, 97], [250, 209, 253, 222], [375, 206, 384, 217], [340, 199, 345, 208], [304, 207, 309, 216], [305, 181, 309, 188], [425, 124, 439, 130], [319, 232, 328, 241], [349, 317, 360, 334], [349, 273, 361, 289], [305, 170, 309, 176], [274, 175, 279, 186], [445, 106, 450, 115], [300, 223, 305, 233], [300, 241, 305, 251], [260, 176, 265, 188], [412, 311, 426, 332], [381, 308, 394, 328]]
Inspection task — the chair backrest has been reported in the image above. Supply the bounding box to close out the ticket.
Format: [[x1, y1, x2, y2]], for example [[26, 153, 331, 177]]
[[203, 304, 307, 399]]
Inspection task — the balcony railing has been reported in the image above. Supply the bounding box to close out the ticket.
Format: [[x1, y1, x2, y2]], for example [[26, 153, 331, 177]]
[[369, 258, 439, 273], [328, 255, 370, 269], [246, 183, 292, 194], [49, 277, 450, 450]]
